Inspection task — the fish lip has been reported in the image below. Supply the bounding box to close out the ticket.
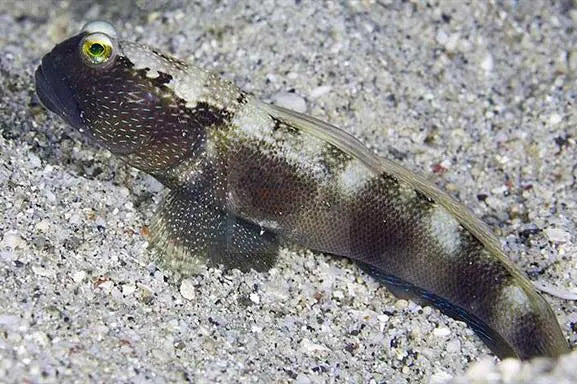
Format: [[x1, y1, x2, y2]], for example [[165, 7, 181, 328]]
[[34, 56, 84, 130], [35, 64, 62, 115]]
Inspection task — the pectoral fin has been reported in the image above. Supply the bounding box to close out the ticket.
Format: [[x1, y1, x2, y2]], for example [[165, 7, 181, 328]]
[[150, 189, 279, 274]]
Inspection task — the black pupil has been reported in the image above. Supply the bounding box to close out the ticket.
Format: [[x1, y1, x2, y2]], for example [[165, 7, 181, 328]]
[[89, 43, 105, 56]]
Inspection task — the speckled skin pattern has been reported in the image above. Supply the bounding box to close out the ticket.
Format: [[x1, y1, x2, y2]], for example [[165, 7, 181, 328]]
[[34, 22, 569, 360]]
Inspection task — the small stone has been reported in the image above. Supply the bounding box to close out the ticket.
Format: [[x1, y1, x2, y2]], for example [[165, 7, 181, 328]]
[[0, 314, 20, 330], [69, 214, 82, 225], [271, 92, 307, 113], [295, 374, 312, 384], [465, 357, 496, 380], [377, 314, 390, 323], [395, 299, 408, 310], [1, 231, 24, 249], [430, 370, 453, 384], [72, 270, 87, 283], [333, 290, 344, 299], [499, 358, 521, 382], [180, 278, 196, 300], [122, 283, 137, 296], [433, 327, 451, 337], [98, 280, 114, 293], [436, 29, 449, 46], [549, 113, 562, 125], [545, 228, 571, 243], [29, 331, 50, 347], [299, 338, 329, 355], [32, 265, 54, 278], [28, 153, 41, 168], [491, 185, 508, 195], [249, 292, 260, 304], [310, 85, 332, 99], [480, 53, 494, 72], [568, 50, 577, 72], [485, 196, 505, 211], [444, 33, 460, 53], [35, 220, 51, 233], [446, 338, 461, 353], [570, 9, 577, 23]]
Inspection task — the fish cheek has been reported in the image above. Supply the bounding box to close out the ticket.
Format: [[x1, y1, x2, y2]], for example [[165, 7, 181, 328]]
[[75, 65, 164, 154]]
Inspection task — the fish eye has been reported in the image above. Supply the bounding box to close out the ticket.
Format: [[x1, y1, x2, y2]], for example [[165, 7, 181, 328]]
[[80, 32, 117, 67]]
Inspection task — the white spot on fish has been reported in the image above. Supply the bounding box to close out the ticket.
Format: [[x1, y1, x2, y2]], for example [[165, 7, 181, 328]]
[[257, 219, 280, 231], [233, 99, 274, 139], [338, 158, 373, 193], [501, 285, 531, 313], [233, 100, 326, 179], [121, 41, 209, 107], [429, 206, 461, 255]]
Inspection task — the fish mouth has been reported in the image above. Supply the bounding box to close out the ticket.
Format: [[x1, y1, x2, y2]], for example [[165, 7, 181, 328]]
[[35, 64, 61, 114], [34, 56, 84, 130]]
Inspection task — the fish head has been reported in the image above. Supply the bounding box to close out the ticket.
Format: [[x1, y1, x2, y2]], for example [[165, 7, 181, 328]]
[[35, 21, 205, 173]]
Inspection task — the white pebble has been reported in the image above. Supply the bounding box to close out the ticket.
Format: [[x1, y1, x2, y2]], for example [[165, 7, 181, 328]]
[[430, 370, 453, 384], [545, 228, 571, 243], [249, 292, 260, 304], [444, 33, 460, 53], [395, 299, 408, 310], [436, 29, 449, 46], [45, 190, 56, 203], [69, 214, 82, 225], [446, 338, 461, 353], [32, 265, 55, 277], [72, 270, 87, 283], [271, 92, 307, 113], [0, 314, 20, 328], [295, 374, 312, 384], [491, 185, 508, 195], [485, 196, 505, 211], [309, 85, 332, 99], [377, 314, 390, 323], [1, 231, 24, 249], [465, 357, 497, 380], [35, 220, 51, 233], [499, 358, 521, 382], [333, 290, 344, 299], [28, 153, 41, 168], [433, 327, 451, 337], [144, 175, 164, 193], [299, 338, 329, 355], [122, 284, 137, 296], [98, 280, 114, 293], [549, 113, 562, 125], [480, 53, 494, 72], [179, 278, 196, 300]]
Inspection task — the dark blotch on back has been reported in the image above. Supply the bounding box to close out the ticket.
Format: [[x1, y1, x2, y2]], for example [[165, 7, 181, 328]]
[[237, 92, 248, 105], [190, 102, 233, 128], [154, 71, 173, 86], [271, 116, 299, 135], [150, 47, 188, 70]]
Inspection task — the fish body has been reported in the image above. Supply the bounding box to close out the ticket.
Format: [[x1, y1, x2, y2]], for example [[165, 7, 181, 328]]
[[35, 21, 569, 359]]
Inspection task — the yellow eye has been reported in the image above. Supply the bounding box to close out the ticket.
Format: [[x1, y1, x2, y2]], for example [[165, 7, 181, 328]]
[[80, 32, 116, 66]]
